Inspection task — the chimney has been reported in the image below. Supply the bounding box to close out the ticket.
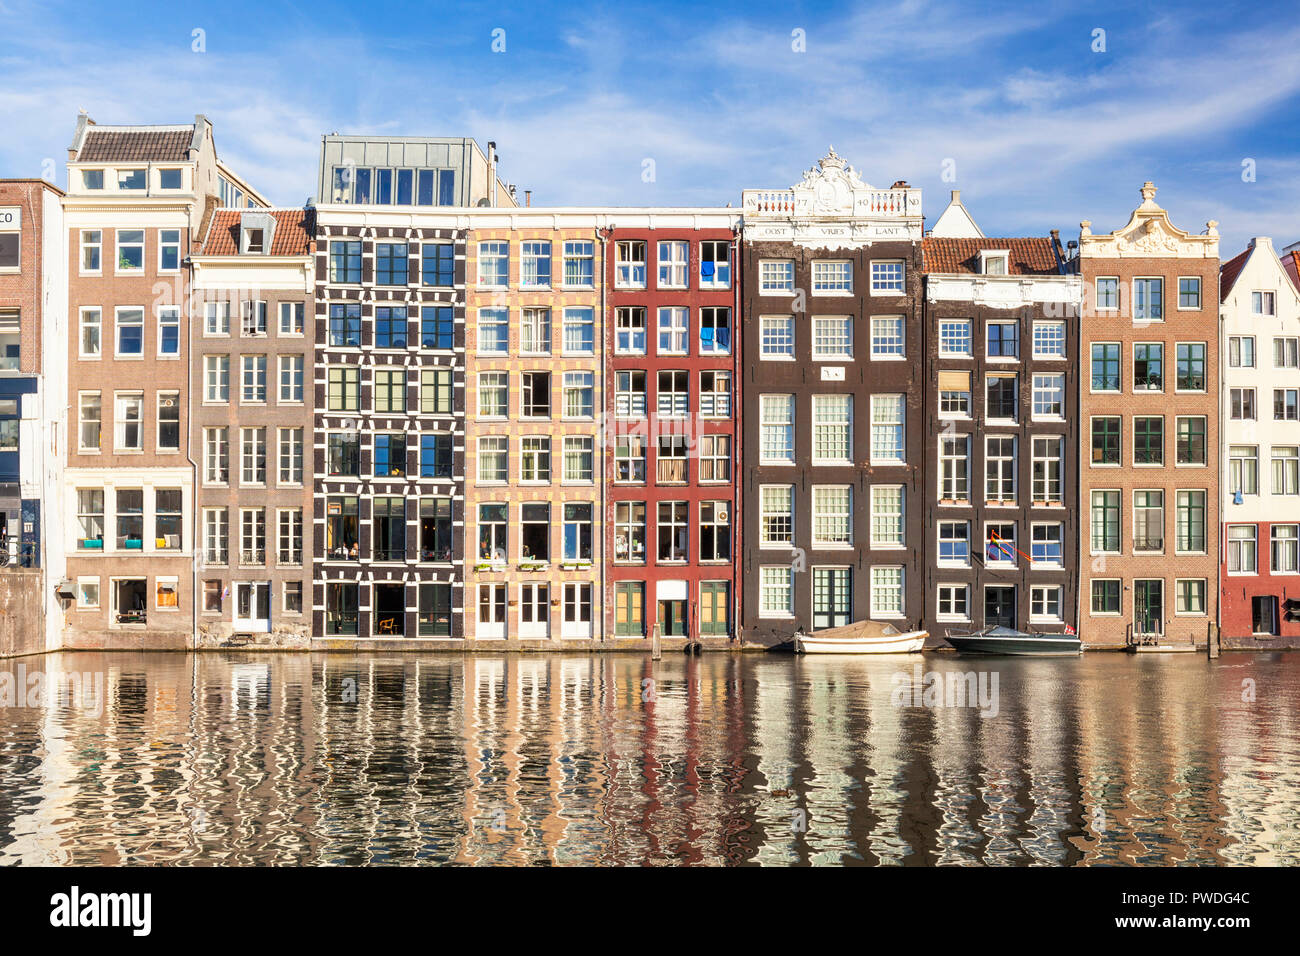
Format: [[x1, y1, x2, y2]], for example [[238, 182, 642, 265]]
[[524, 190, 532, 208], [487, 141, 497, 206]]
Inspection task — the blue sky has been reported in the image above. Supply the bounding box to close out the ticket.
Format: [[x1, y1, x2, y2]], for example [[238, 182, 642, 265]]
[[2, 0, 1298, 255]]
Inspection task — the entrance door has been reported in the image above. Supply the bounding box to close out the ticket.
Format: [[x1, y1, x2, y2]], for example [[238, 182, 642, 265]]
[[700, 582, 729, 637], [478, 584, 507, 639], [520, 583, 549, 638], [1134, 579, 1164, 636], [234, 582, 271, 632], [658, 599, 687, 637], [984, 586, 1016, 628], [1252, 596, 1279, 635]]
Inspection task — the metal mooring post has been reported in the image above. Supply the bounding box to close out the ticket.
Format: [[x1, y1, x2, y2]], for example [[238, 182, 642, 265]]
[[651, 622, 662, 660]]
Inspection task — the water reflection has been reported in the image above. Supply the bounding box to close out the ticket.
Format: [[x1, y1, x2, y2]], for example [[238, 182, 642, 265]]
[[0, 652, 1296, 865]]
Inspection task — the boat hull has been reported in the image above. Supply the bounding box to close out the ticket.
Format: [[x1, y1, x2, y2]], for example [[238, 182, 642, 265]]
[[796, 631, 927, 655], [943, 635, 1081, 656]]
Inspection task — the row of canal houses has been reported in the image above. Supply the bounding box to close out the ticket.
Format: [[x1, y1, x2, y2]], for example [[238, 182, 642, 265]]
[[0, 113, 1297, 656]]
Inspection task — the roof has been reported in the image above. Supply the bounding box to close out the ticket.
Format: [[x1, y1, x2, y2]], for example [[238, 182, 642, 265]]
[[77, 127, 194, 163], [921, 237, 1060, 275], [1281, 248, 1300, 294], [198, 208, 315, 256], [1219, 246, 1250, 301]]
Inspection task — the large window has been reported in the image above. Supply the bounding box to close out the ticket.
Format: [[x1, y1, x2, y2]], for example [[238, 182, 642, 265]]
[[1175, 490, 1205, 553], [114, 393, 143, 451], [761, 394, 795, 463], [563, 503, 593, 562], [811, 394, 852, 464], [1091, 343, 1120, 391], [115, 307, 144, 356], [699, 434, 730, 483], [375, 306, 408, 348], [813, 260, 852, 293], [477, 241, 509, 287], [1134, 277, 1163, 321], [1273, 446, 1299, 495], [657, 240, 687, 288], [520, 240, 551, 288], [760, 315, 795, 358], [616, 307, 646, 353], [759, 567, 793, 617], [870, 260, 904, 293], [520, 308, 551, 354], [477, 308, 508, 353], [812, 486, 852, 546], [985, 436, 1015, 501], [563, 240, 594, 288], [1133, 343, 1163, 391], [657, 307, 687, 354], [700, 501, 732, 561], [812, 316, 853, 359], [1091, 417, 1120, 465], [870, 485, 903, 547], [870, 566, 904, 617], [615, 240, 646, 288], [1272, 525, 1299, 573], [329, 241, 361, 283], [1133, 490, 1164, 553], [760, 485, 793, 547], [421, 243, 453, 287], [940, 436, 970, 501], [374, 368, 405, 413], [1133, 417, 1163, 465], [870, 395, 904, 463], [1229, 445, 1258, 496], [1031, 436, 1063, 502], [1176, 417, 1206, 465], [1176, 342, 1205, 391], [328, 304, 361, 346], [614, 502, 646, 563], [1227, 525, 1256, 573], [870, 316, 904, 358], [1091, 490, 1120, 553]]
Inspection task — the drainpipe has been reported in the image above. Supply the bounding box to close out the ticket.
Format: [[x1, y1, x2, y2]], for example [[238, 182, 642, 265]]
[[487, 142, 497, 207], [185, 254, 199, 651], [731, 225, 741, 648], [597, 222, 609, 643]]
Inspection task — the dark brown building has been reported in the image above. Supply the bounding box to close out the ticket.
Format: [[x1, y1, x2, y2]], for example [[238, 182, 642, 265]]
[[739, 150, 926, 645]]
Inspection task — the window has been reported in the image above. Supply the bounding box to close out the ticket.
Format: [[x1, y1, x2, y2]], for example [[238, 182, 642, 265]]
[[1133, 417, 1163, 465], [1276, 389, 1300, 421], [1231, 388, 1256, 420], [614, 502, 646, 563], [240, 301, 268, 337], [870, 260, 904, 294], [699, 370, 731, 418], [419, 433, 452, 478], [564, 436, 594, 483], [520, 307, 551, 354], [204, 356, 232, 405], [812, 316, 853, 359], [1275, 337, 1299, 368], [201, 301, 230, 337], [759, 567, 794, 617], [562, 583, 594, 637], [1133, 490, 1164, 552], [79, 308, 102, 357], [421, 243, 454, 287], [699, 501, 730, 561], [80, 230, 101, 272], [939, 319, 972, 356], [239, 508, 266, 564], [477, 504, 508, 562], [520, 436, 551, 483], [985, 436, 1015, 501], [419, 498, 453, 562], [1176, 490, 1206, 553], [760, 315, 795, 358], [372, 497, 406, 562], [1031, 436, 1063, 502], [1252, 291, 1276, 315], [656, 435, 688, 483], [78, 392, 102, 451], [700, 307, 731, 354], [563, 307, 595, 355], [761, 394, 795, 463], [812, 486, 852, 546], [1175, 579, 1206, 615], [1032, 374, 1064, 418], [871, 395, 905, 463], [657, 307, 687, 354], [1091, 580, 1121, 615], [981, 251, 1008, 275], [279, 428, 303, 484], [1134, 277, 1163, 321], [986, 374, 1017, 421], [329, 241, 361, 283], [157, 392, 180, 451], [1272, 524, 1299, 573], [327, 366, 360, 411], [325, 497, 359, 561], [471, 373, 505, 421], [277, 509, 303, 565], [615, 307, 646, 353], [563, 503, 593, 561], [477, 437, 508, 482], [699, 434, 731, 482], [870, 485, 904, 547], [77, 578, 100, 610], [418, 306, 453, 350], [1272, 446, 1299, 496], [373, 433, 406, 477], [1031, 523, 1063, 567], [117, 168, 146, 190], [870, 316, 904, 358], [1133, 343, 1163, 391], [940, 436, 971, 501], [1091, 490, 1120, 553], [615, 435, 646, 482], [760, 259, 794, 294], [1228, 336, 1256, 368], [1176, 343, 1205, 391], [519, 502, 549, 561], [472, 309, 507, 355], [278, 355, 304, 403], [204, 428, 229, 484], [1229, 445, 1259, 495], [563, 371, 594, 418], [615, 582, 645, 636], [520, 240, 551, 288], [813, 260, 852, 293], [615, 370, 646, 418], [202, 510, 228, 566], [240, 354, 267, 403], [1031, 586, 1063, 622], [812, 568, 852, 629], [159, 229, 181, 272], [477, 241, 509, 287], [115, 307, 144, 356], [657, 240, 687, 288], [279, 302, 304, 335], [938, 521, 970, 565], [243, 228, 265, 255], [562, 240, 594, 288], [700, 241, 731, 288], [1091, 343, 1120, 391], [987, 322, 1018, 358], [240, 427, 267, 485], [419, 369, 452, 415], [114, 393, 143, 451], [938, 585, 969, 621], [1227, 525, 1257, 573], [870, 566, 904, 617], [1178, 276, 1201, 309], [284, 581, 304, 615], [1033, 322, 1065, 358], [76, 490, 104, 548], [375, 306, 408, 348], [760, 485, 793, 547], [328, 304, 361, 347], [326, 433, 358, 477], [374, 368, 405, 413], [616, 240, 646, 288], [811, 394, 852, 464], [115, 229, 144, 272], [1176, 417, 1207, 465], [326, 584, 359, 635]]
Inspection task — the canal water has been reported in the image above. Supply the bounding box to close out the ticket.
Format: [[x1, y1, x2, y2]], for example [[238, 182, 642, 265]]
[[0, 651, 1296, 865]]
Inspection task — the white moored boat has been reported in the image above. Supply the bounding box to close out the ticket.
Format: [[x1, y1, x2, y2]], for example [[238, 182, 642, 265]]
[[794, 620, 928, 655]]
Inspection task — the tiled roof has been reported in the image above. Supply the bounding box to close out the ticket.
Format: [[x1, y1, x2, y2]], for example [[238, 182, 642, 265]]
[[77, 127, 194, 163], [921, 237, 1060, 275], [1219, 247, 1250, 301], [199, 208, 315, 256], [1277, 249, 1300, 296]]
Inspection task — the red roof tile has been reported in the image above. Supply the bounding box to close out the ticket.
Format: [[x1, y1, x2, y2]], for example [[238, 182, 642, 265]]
[[921, 237, 1060, 275], [1279, 249, 1300, 296], [1219, 246, 1250, 301], [78, 128, 194, 163], [199, 208, 314, 256]]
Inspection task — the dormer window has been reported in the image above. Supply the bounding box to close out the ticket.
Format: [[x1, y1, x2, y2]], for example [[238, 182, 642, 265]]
[[239, 211, 276, 255], [159, 168, 182, 190], [117, 169, 146, 190], [83, 169, 104, 190], [244, 228, 265, 254], [981, 251, 1009, 275]]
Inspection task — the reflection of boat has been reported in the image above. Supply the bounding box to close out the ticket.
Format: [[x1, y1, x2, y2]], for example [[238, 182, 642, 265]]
[[943, 626, 1081, 656], [794, 620, 927, 655]]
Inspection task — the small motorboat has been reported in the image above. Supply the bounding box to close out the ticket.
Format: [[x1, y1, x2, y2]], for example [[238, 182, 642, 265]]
[[794, 620, 928, 655], [943, 625, 1081, 656]]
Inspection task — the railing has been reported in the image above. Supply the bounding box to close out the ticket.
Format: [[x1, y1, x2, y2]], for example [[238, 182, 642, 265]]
[[741, 187, 919, 217], [0, 538, 38, 568]]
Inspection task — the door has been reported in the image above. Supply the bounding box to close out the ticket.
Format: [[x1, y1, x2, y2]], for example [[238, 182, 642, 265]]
[[519, 583, 549, 638], [1134, 579, 1163, 636], [984, 586, 1016, 628], [700, 582, 729, 637], [658, 599, 687, 637], [1252, 596, 1278, 635], [478, 584, 507, 639], [234, 581, 271, 632]]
